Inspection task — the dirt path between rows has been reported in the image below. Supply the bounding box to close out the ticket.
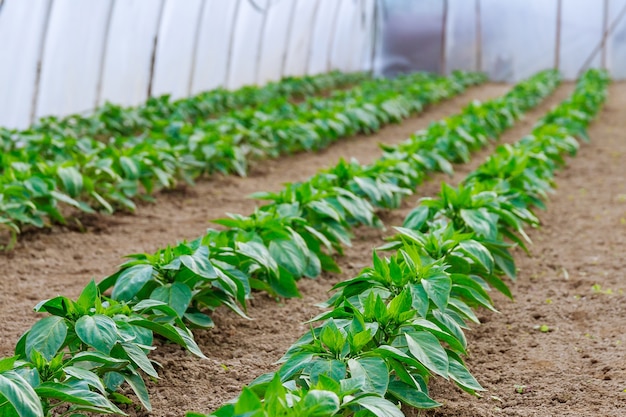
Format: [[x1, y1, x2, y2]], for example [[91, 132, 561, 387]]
[[80, 83, 570, 417], [0, 84, 510, 356], [412, 82, 626, 417]]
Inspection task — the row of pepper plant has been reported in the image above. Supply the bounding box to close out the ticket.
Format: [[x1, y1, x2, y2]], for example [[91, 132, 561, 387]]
[[0, 72, 484, 248], [0, 71, 368, 145], [200, 69, 609, 416], [0, 70, 562, 416]]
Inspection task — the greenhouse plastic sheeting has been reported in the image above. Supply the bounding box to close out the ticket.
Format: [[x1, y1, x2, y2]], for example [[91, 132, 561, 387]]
[[98, 0, 164, 107], [3, 0, 626, 130], [359, 0, 377, 72], [0, 0, 51, 128], [227, 0, 268, 89], [375, 0, 445, 76], [190, 0, 239, 93], [445, 0, 478, 73], [308, 0, 341, 75], [609, 0, 626, 79], [257, 0, 295, 84], [330, 0, 360, 72], [480, 0, 556, 81], [283, 0, 321, 76], [151, 0, 204, 99], [35, 0, 113, 119], [559, 0, 604, 80]]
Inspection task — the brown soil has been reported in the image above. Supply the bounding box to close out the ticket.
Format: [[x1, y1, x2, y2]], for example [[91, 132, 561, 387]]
[[3, 81, 625, 417]]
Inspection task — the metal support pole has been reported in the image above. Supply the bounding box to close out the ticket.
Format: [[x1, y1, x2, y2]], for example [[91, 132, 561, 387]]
[[555, 0, 562, 71], [440, 0, 448, 74], [30, 0, 55, 123], [146, 0, 166, 98], [602, 0, 609, 69], [475, 0, 482, 72]]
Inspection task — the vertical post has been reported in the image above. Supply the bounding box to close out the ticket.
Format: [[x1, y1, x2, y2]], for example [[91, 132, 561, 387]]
[[187, 0, 208, 95], [30, 0, 55, 123], [555, 0, 562, 71], [602, 0, 609, 69], [146, 0, 167, 99], [440, 0, 448, 75], [280, 0, 298, 78], [224, 0, 243, 89], [369, 0, 379, 74], [475, 0, 482, 72], [94, 0, 116, 107], [253, 0, 271, 85], [326, 0, 342, 72], [304, 0, 322, 75]]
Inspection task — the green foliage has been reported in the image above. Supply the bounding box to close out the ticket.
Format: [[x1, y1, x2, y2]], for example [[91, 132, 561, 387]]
[[196, 69, 608, 417], [0, 71, 483, 246], [0, 68, 609, 416]]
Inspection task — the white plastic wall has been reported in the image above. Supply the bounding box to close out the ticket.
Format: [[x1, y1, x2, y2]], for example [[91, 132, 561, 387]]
[[445, 0, 477, 73], [359, 0, 377, 72], [376, 0, 445, 76], [330, 0, 360, 72], [308, 0, 341, 75], [35, 0, 113, 119], [480, 0, 556, 81], [256, 0, 295, 84], [284, 0, 322, 76], [0, 0, 51, 128], [227, 0, 268, 89], [151, 0, 204, 99], [98, 0, 164, 107], [3, 0, 626, 130], [559, 0, 604, 79], [608, 0, 626, 79], [190, 0, 240, 93]]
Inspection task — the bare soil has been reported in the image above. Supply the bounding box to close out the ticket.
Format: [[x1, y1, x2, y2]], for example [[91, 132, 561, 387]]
[[3, 81, 625, 417]]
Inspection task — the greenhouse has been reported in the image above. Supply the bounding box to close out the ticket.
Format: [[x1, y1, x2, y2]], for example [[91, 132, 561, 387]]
[[0, 1, 624, 416]]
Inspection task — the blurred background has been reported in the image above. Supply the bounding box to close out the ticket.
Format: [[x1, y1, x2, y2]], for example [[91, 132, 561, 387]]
[[1, 0, 624, 129]]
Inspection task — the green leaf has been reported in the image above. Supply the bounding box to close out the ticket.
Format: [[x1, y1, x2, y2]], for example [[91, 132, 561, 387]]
[[76, 280, 99, 314], [57, 166, 83, 198], [460, 208, 498, 238], [403, 206, 430, 230], [237, 241, 279, 276], [111, 265, 155, 301], [151, 282, 193, 319], [119, 156, 139, 180], [233, 387, 262, 413], [63, 366, 108, 395], [420, 272, 451, 311], [119, 343, 158, 378], [457, 240, 494, 273], [0, 357, 17, 373], [0, 371, 44, 417], [348, 357, 389, 396], [447, 352, 484, 393], [179, 246, 217, 279], [269, 239, 306, 277], [25, 316, 68, 361], [122, 371, 152, 411], [387, 380, 441, 408], [36, 382, 122, 413], [349, 394, 404, 417], [75, 314, 119, 354], [406, 332, 449, 379], [301, 390, 340, 416], [309, 359, 346, 384]]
